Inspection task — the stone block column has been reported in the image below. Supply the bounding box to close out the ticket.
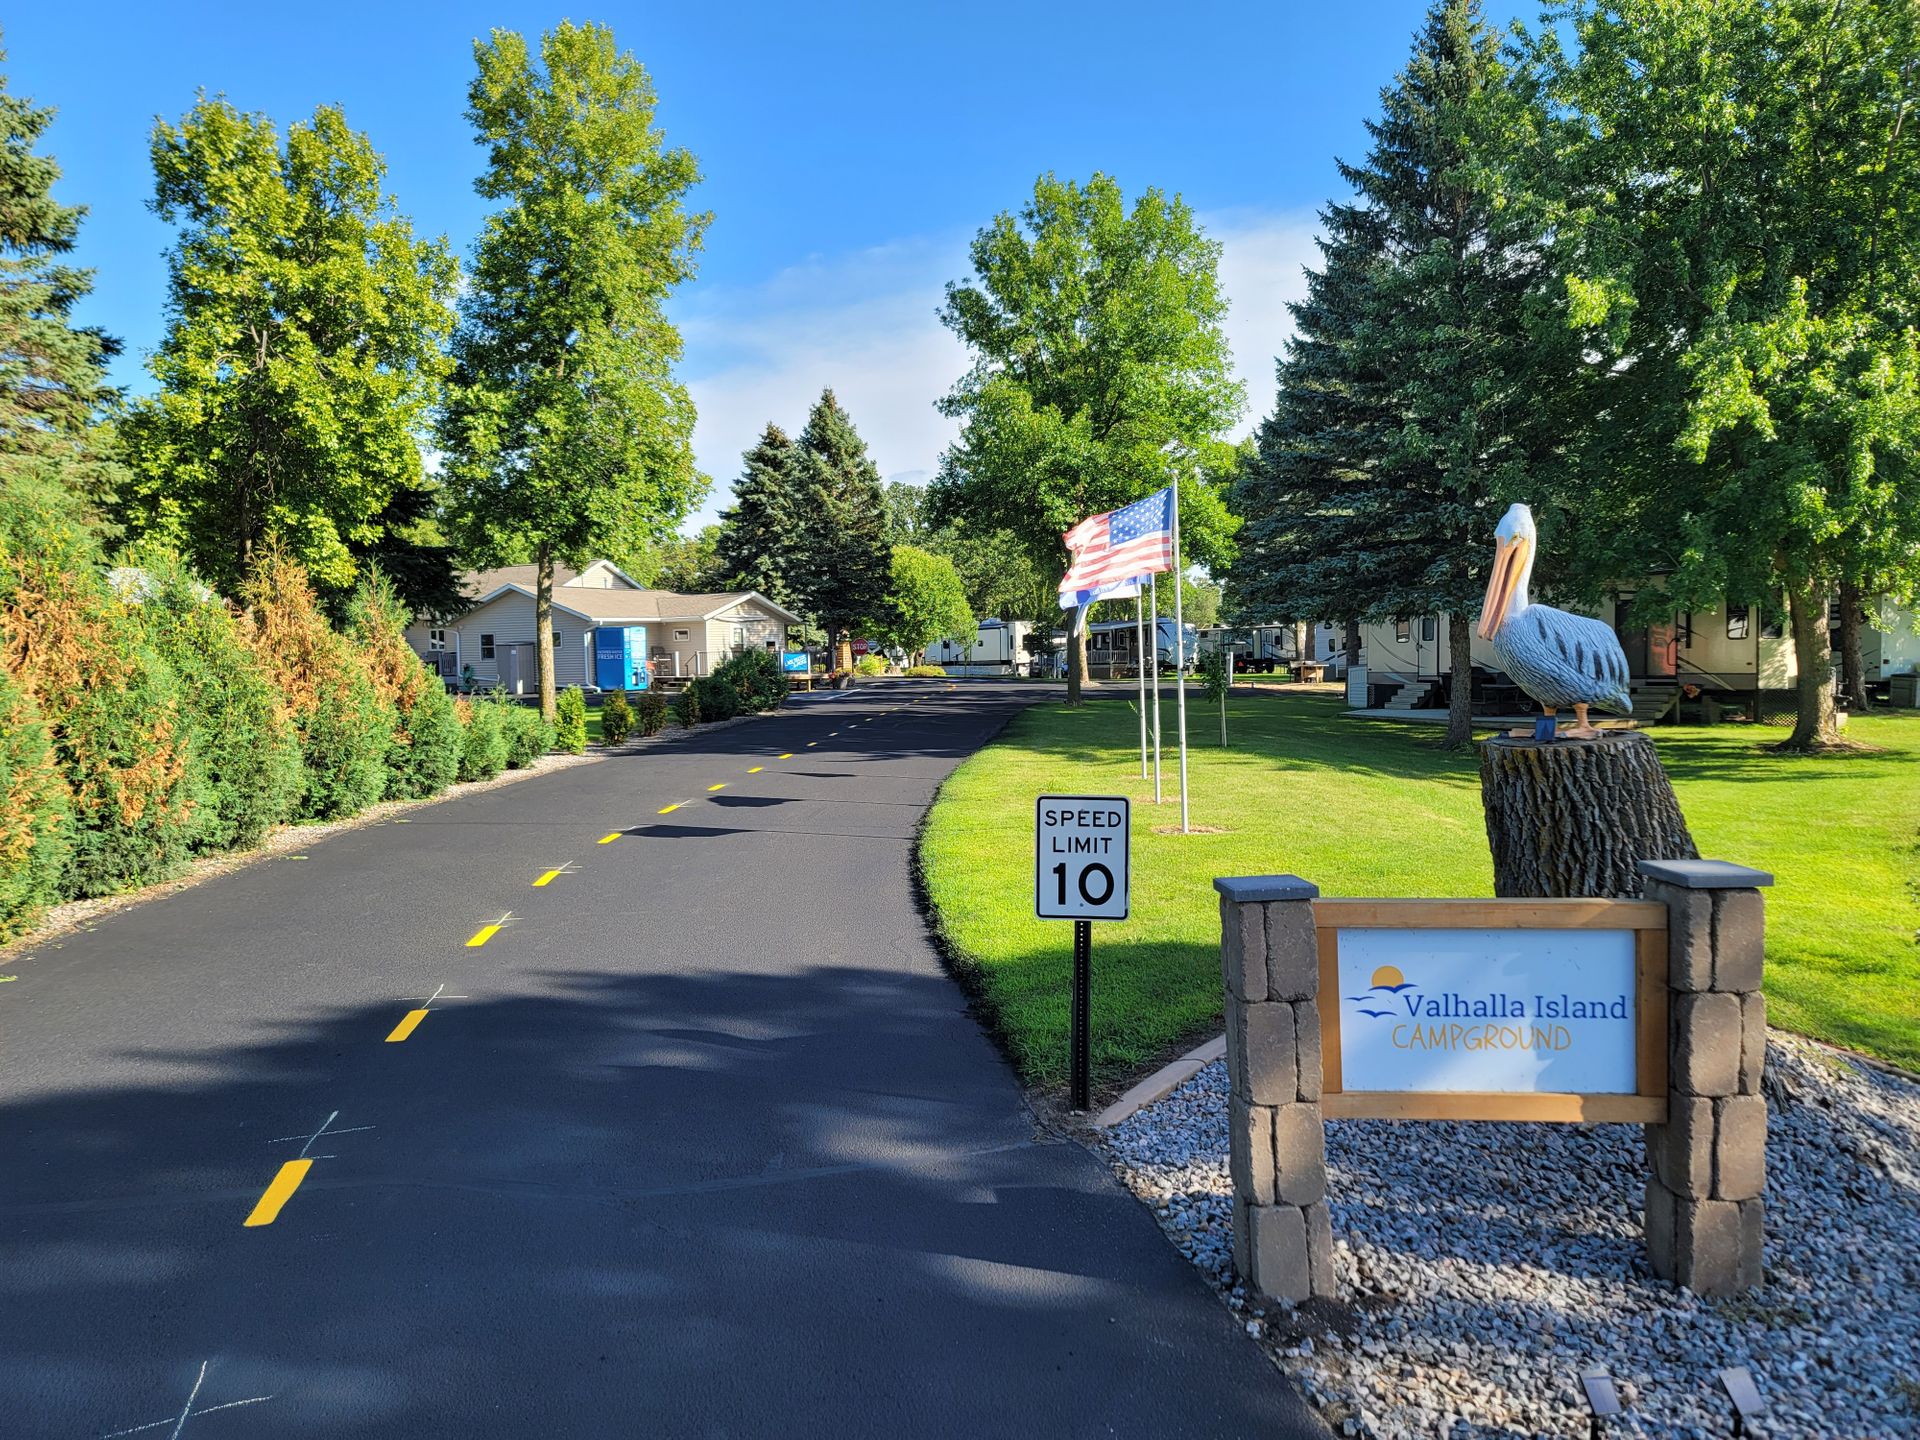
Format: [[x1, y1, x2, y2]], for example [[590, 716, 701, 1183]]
[[1638, 858, 1773, 1296], [1215, 874, 1334, 1303]]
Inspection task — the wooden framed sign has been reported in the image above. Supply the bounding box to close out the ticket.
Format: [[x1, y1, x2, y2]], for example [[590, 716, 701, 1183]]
[[1312, 898, 1668, 1123]]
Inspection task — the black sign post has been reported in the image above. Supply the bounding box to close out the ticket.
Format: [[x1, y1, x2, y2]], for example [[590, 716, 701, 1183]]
[[1035, 795, 1131, 1115]]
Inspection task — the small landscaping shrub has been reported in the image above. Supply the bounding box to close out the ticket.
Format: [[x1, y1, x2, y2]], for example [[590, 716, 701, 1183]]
[[454, 696, 508, 781], [671, 688, 700, 729], [854, 653, 886, 677], [1, 500, 199, 897], [713, 649, 791, 712], [0, 664, 72, 939], [245, 552, 393, 821], [635, 689, 669, 737], [905, 664, 947, 678], [500, 702, 554, 768], [554, 686, 588, 754], [687, 674, 742, 723], [600, 690, 634, 745], [346, 573, 460, 802], [123, 546, 301, 853]]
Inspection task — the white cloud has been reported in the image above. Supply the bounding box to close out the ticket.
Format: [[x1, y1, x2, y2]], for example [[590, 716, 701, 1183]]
[[672, 212, 1322, 531]]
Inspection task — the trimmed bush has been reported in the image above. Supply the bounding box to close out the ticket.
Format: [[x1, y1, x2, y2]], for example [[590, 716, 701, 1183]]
[[125, 546, 301, 852], [712, 649, 790, 713], [687, 674, 742, 723], [454, 696, 508, 781], [671, 688, 700, 729], [500, 702, 554, 768], [635, 689, 669, 737], [0, 663, 72, 939], [346, 573, 461, 801], [554, 687, 588, 754], [600, 690, 634, 745], [245, 552, 393, 821], [1, 498, 199, 897], [905, 664, 947, 678], [854, 653, 886, 677]]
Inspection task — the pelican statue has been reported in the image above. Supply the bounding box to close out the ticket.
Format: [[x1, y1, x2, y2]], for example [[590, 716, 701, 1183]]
[[1477, 503, 1631, 740]]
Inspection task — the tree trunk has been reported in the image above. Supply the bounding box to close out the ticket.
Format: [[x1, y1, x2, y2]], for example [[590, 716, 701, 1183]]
[[1444, 610, 1475, 747], [1066, 604, 1087, 704], [1480, 732, 1698, 898], [1785, 579, 1838, 748], [1839, 578, 1870, 711], [535, 545, 557, 722], [1344, 616, 1362, 671]]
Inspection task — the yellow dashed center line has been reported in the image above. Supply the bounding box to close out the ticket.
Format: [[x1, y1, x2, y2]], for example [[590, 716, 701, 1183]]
[[659, 802, 684, 814], [779, 752, 793, 759], [466, 923, 501, 948], [386, 1008, 429, 1043], [806, 741, 818, 747], [597, 832, 622, 844], [747, 766, 764, 774], [243, 1160, 312, 1227], [707, 783, 726, 792], [532, 868, 565, 887]]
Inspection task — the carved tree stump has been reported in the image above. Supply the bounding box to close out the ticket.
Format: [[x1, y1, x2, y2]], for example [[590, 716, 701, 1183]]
[[1479, 731, 1698, 898]]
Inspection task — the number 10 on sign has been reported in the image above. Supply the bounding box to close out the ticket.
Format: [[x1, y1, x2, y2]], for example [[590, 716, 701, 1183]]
[[1036, 796, 1131, 1112]]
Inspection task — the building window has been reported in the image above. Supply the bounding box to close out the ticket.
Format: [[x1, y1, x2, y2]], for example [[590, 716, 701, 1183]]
[[554, 630, 564, 648], [1395, 618, 1410, 643], [1420, 616, 1436, 643], [480, 634, 495, 660], [428, 627, 446, 652], [1727, 604, 1750, 640], [673, 627, 690, 642], [733, 624, 746, 646]]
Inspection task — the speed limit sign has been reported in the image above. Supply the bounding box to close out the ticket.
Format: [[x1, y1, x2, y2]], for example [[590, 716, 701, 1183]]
[[1035, 795, 1130, 920]]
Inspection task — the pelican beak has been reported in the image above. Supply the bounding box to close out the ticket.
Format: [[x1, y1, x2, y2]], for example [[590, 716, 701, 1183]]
[[1478, 535, 1529, 640]]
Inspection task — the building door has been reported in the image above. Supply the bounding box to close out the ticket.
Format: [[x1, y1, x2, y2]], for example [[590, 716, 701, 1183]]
[[500, 643, 533, 695]]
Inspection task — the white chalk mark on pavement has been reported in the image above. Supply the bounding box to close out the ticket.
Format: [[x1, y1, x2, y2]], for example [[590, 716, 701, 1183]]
[[99, 1359, 274, 1438]]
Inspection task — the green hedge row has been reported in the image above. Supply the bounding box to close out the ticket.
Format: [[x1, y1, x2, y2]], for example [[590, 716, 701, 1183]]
[[0, 504, 567, 940]]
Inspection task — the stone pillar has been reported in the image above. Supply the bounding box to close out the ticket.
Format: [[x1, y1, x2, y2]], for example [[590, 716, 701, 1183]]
[[1215, 874, 1334, 1304], [1638, 858, 1773, 1296]]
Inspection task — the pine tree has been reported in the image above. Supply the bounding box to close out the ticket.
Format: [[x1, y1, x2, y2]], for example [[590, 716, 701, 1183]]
[[1232, 0, 1567, 746], [791, 390, 890, 668], [0, 40, 118, 515], [712, 423, 806, 605]]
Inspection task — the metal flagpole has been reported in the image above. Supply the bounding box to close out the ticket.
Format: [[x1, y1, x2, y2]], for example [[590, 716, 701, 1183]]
[[1149, 574, 1163, 802], [1172, 477, 1190, 833], [1135, 592, 1148, 779]]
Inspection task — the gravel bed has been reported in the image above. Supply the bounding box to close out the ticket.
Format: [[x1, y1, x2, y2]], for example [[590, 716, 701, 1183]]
[[1099, 1035, 1920, 1438]]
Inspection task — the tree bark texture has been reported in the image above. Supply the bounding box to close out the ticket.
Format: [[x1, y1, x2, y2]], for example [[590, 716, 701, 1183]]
[[1066, 604, 1087, 704], [1838, 578, 1870, 711], [535, 546, 557, 722], [1445, 610, 1474, 748], [1480, 732, 1698, 899], [1344, 617, 1362, 671], [1786, 580, 1837, 748]]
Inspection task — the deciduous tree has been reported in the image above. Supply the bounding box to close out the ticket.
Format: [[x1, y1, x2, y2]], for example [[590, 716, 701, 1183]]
[[118, 98, 456, 605], [439, 22, 708, 719], [931, 172, 1244, 702], [875, 544, 973, 662]]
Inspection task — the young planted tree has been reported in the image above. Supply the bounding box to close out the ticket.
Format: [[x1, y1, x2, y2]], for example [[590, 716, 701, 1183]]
[[790, 389, 890, 669], [1543, 0, 1920, 749], [712, 423, 807, 605], [117, 98, 457, 604], [876, 545, 974, 663], [931, 172, 1244, 703], [0, 40, 119, 517], [440, 22, 708, 721]]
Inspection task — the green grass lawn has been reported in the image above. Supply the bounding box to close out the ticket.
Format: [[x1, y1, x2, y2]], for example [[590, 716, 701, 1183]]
[[919, 690, 1920, 1088]]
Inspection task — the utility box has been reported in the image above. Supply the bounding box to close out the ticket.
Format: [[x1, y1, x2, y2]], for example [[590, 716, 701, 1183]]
[[593, 626, 648, 691], [1891, 672, 1918, 708]]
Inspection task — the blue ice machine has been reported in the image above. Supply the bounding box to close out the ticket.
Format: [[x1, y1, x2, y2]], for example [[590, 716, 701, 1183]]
[[593, 626, 649, 691]]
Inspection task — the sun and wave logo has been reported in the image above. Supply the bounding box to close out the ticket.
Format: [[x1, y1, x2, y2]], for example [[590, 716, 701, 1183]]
[[1347, 964, 1418, 1019]]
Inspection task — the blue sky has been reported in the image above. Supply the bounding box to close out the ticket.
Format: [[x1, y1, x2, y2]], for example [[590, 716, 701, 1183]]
[[6, 2, 1524, 528]]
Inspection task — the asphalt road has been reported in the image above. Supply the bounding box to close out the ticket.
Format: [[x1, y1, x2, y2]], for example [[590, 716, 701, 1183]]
[[0, 680, 1323, 1438]]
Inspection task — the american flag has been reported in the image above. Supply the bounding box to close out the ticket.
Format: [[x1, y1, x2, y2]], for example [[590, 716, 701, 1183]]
[[1058, 488, 1175, 609]]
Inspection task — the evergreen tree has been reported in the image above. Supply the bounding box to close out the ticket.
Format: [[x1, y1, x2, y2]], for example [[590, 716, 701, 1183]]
[[439, 22, 708, 721], [791, 389, 890, 667], [117, 98, 457, 603], [0, 39, 119, 517], [1231, 0, 1568, 746], [712, 423, 806, 604]]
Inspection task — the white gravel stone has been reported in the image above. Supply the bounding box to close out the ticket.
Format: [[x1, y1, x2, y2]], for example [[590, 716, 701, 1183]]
[[1099, 1033, 1920, 1439]]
